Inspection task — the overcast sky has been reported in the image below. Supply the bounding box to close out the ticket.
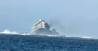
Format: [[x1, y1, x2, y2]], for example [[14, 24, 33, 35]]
[[0, 0, 98, 38]]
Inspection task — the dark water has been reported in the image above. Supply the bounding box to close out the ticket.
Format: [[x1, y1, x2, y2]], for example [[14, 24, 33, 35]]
[[0, 34, 98, 51]]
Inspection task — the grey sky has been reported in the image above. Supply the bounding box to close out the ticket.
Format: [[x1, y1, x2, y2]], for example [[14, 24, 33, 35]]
[[0, 0, 98, 38]]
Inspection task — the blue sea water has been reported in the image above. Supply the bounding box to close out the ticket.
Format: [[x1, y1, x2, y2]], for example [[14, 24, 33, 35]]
[[0, 34, 98, 51]]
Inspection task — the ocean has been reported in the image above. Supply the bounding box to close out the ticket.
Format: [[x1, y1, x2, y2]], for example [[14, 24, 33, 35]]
[[0, 34, 98, 51]]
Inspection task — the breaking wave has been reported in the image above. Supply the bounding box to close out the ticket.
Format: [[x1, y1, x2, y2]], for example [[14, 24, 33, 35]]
[[0, 29, 97, 39], [65, 35, 95, 39], [0, 29, 19, 34]]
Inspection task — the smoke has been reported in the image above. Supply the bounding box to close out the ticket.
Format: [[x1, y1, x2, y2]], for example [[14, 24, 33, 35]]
[[47, 16, 98, 39], [0, 29, 19, 34]]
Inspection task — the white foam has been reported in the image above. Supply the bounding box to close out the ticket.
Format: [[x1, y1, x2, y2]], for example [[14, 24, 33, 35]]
[[0, 29, 19, 34], [65, 35, 94, 39]]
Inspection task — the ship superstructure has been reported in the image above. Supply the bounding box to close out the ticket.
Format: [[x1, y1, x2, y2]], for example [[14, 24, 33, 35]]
[[32, 18, 58, 34]]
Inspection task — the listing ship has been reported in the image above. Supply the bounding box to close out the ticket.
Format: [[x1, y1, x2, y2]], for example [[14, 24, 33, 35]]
[[32, 18, 59, 35]]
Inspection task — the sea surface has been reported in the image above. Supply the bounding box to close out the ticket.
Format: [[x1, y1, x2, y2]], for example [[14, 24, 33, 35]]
[[0, 34, 98, 51]]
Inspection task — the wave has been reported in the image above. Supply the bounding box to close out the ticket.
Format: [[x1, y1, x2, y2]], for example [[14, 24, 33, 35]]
[[0, 29, 97, 39], [65, 35, 95, 39], [0, 29, 19, 34]]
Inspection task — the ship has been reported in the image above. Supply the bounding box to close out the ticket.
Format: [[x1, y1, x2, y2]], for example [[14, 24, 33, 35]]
[[32, 18, 59, 35]]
